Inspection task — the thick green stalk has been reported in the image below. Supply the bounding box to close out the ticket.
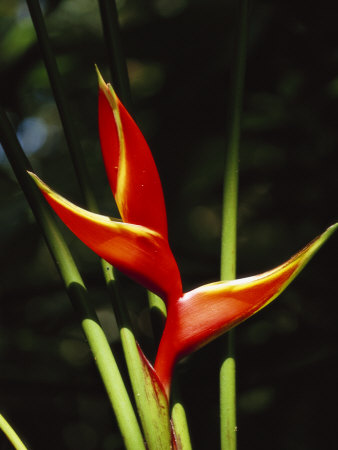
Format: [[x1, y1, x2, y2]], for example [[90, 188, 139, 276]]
[[103, 261, 172, 450], [0, 414, 28, 450], [171, 403, 192, 450], [26, 0, 96, 211], [220, 1, 248, 449], [0, 109, 145, 450], [169, 372, 192, 449]]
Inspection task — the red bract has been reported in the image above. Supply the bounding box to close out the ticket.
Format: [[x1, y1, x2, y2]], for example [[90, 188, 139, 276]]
[[29, 70, 337, 398], [154, 227, 337, 395], [97, 69, 168, 239]]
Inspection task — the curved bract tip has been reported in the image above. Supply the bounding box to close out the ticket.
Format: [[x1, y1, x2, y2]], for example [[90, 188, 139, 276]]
[[155, 224, 338, 397], [28, 171, 182, 303]]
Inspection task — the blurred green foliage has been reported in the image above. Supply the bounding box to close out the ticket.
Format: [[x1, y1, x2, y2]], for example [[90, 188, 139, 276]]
[[1, 0, 337, 449]]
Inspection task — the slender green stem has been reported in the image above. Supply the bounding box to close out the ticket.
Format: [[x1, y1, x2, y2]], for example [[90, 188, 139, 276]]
[[148, 291, 167, 342], [219, 333, 237, 450], [220, 1, 248, 449], [0, 108, 145, 450], [26, 0, 96, 211], [97, 0, 133, 110], [171, 403, 192, 450], [0, 414, 28, 450], [221, 0, 248, 276]]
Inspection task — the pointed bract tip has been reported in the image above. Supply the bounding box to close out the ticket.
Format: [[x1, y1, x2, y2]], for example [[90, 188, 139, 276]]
[[137, 343, 169, 403], [311, 222, 338, 255], [95, 66, 118, 111], [95, 65, 108, 92], [327, 222, 338, 236], [27, 171, 48, 191]]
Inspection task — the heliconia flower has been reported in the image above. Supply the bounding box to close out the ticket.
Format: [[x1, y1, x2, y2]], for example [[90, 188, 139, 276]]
[[29, 69, 337, 399]]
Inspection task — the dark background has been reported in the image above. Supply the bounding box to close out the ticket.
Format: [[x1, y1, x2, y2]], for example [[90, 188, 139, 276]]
[[1, 0, 337, 449]]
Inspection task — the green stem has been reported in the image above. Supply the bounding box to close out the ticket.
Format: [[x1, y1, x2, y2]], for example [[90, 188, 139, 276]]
[[171, 402, 192, 450], [0, 414, 28, 450], [26, 0, 96, 211], [219, 333, 237, 450], [0, 108, 145, 450], [220, 1, 248, 449], [148, 291, 167, 342], [97, 0, 133, 110], [103, 262, 171, 450]]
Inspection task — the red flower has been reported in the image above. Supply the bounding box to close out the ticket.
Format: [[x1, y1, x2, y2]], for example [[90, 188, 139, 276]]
[[29, 70, 337, 397]]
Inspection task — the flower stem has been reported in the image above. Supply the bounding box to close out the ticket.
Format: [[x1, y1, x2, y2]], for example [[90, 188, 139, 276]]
[[103, 261, 172, 450], [171, 397, 192, 450], [97, 0, 133, 110], [0, 414, 28, 450], [148, 291, 167, 342], [0, 108, 145, 450], [26, 0, 97, 211], [220, 0, 248, 448]]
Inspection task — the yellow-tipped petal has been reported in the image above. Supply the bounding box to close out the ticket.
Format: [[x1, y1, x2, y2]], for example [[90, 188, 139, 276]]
[[97, 68, 168, 238], [155, 224, 337, 394], [29, 171, 182, 302]]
